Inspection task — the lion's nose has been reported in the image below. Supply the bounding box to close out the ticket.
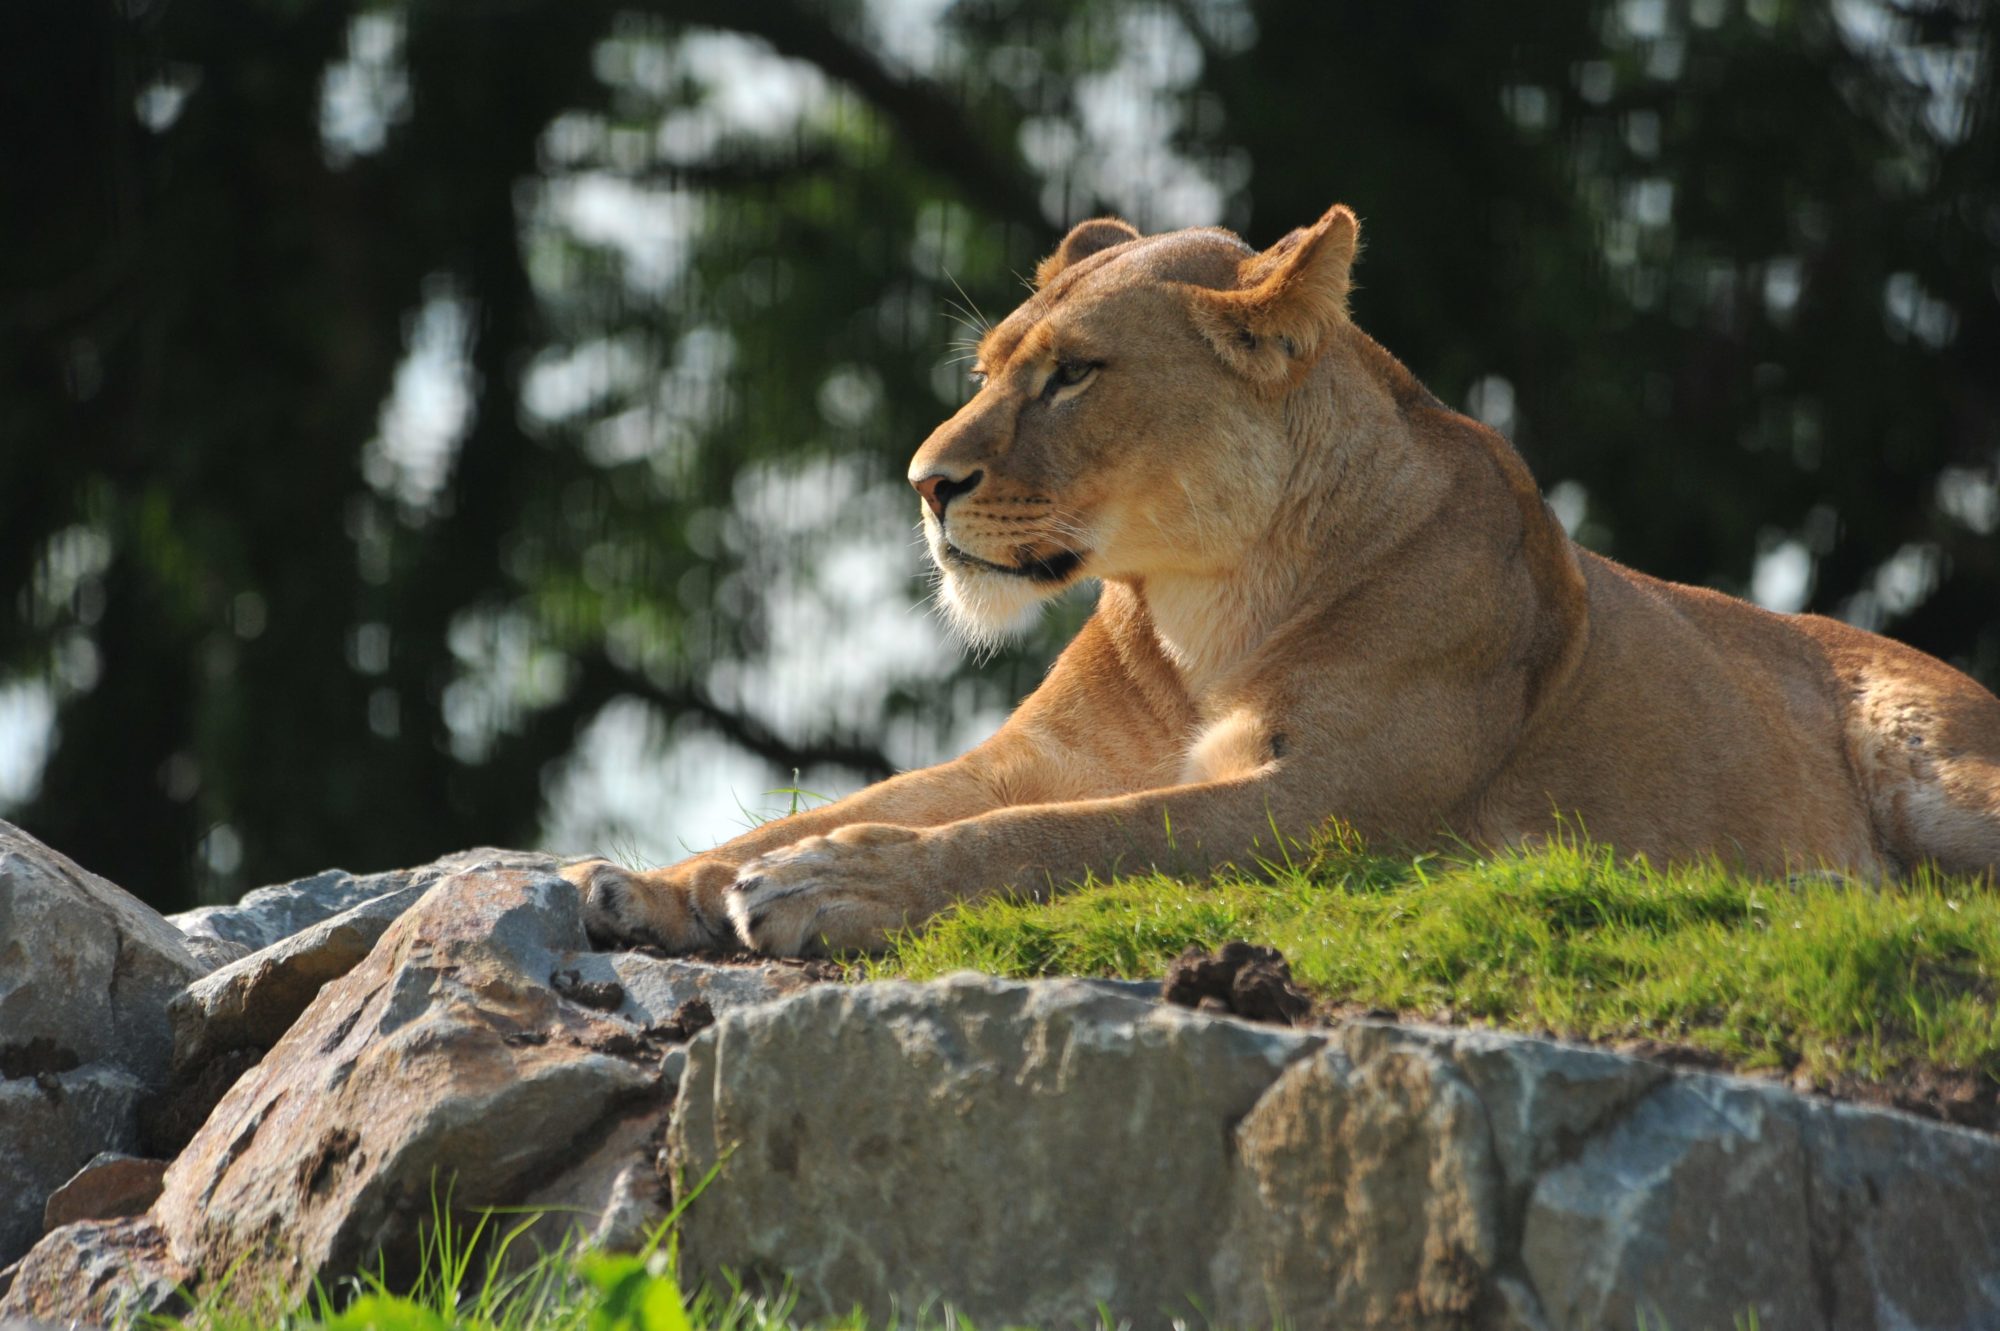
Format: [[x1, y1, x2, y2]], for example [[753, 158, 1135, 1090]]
[[912, 469, 983, 519]]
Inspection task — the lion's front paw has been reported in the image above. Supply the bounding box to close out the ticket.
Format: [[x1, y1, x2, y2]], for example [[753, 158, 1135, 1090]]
[[725, 825, 933, 957], [559, 858, 734, 952]]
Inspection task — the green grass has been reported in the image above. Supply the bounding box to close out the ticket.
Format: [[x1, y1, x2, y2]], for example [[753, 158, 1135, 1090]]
[[148, 1196, 819, 1331], [150, 1217, 1077, 1331], [873, 827, 2000, 1088]]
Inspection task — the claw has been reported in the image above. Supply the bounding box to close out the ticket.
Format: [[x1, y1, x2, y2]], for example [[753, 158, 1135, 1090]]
[[734, 879, 816, 909]]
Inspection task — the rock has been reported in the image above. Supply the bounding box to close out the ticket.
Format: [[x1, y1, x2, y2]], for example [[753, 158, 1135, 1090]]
[[147, 866, 666, 1303], [0, 820, 202, 1266], [42, 1155, 168, 1231], [1428, 1024, 1666, 1202], [166, 881, 432, 1073], [4, 863, 812, 1321], [137, 1047, 262, 1160], [606, 953, 820, 1024], [0, 1069, 144, 1259], [167, 867, 411, 954], [155, 852, 580, 1160], [0, 1219, 182, 1327], [167, 847, 559, 954], [176, 936, 254, 974], [670, 973, 1323, 1328], [1803, 1097, 2000, 1330], [516, 1106, 671, 1257], [0, 821, 201, 1086], [670, 984, 2000, 1331], [12, 845, 2000, 1331], [1209, 1030, 1502, 1329], [1515, 1069, 2000, 1329]]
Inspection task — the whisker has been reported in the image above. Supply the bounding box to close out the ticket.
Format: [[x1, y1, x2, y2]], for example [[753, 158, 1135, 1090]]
[[942, 269, 991, 334]]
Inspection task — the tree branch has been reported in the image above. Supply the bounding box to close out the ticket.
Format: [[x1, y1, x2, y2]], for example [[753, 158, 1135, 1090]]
[[649, 0, 1053, 236], [564, 648, 898, 783]]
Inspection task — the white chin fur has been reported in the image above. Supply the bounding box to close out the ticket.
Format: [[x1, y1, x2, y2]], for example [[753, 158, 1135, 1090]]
[[935, 564, 1050, 653], [923, 526, 1051, 653]]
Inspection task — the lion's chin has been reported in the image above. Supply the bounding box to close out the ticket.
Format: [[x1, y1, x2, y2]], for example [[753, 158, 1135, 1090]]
[[933, 563, 1057, 653], [923, 524, 1092, 653]]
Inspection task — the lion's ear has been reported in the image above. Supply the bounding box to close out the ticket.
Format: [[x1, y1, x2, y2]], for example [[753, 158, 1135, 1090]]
[[1191, 204, 1359, 382], [1035, 217, 1142, 289]]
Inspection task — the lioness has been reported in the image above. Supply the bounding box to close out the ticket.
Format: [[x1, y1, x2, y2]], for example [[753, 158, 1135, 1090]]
[[567, 205, 2000, 956]]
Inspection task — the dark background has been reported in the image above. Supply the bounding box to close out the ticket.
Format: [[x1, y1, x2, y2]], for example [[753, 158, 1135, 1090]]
[[4, 0, 1995, 912]]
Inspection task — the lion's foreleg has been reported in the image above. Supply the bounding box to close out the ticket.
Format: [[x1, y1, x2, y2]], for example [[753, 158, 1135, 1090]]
[[560, 716, 1151, 950], [724, 774, 1318, 956]]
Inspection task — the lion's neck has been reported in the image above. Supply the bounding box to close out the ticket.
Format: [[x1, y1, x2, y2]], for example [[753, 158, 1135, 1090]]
[[1130, 340, 1454, 696], [1136, 563, 1307, 695]]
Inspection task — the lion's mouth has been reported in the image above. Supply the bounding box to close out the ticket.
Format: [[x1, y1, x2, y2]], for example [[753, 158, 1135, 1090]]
[[942, 541, 1086, 585]]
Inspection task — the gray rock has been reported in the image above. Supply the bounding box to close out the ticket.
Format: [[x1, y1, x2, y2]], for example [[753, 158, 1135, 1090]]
[[176, 935, 254, 974], [516, 1105, 670, 1258], [151, 867, 665, 1301], [167, 847, 558, 954], [605, 953, 820, 1024], [0, 1218, 182, 1328], [1517, 1073, 1993, 1328], [1423, 1023, 1666, 1200], [5, 865, 683, 1319], [167, 868, 411, 952], [0, 820, 202, 1265], [666, 982, 2000, 1331], [1803, 1097, 2000, 1330], [0, 1069, 143, 1259], [670, 973, 1322, 1328], [0, 821, 200, 1085], [166, 881, 432, 1072], [1523, 1077, 1819, 1331], [1209, 1030, 1503, 1329], [42, 1155, 169, 1232]]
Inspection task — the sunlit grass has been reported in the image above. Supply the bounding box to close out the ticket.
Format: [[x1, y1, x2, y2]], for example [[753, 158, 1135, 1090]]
[[146, 1212, 1105, 1331], [874, 827, 2000, 1087], [146, 1185, 824, 1331]]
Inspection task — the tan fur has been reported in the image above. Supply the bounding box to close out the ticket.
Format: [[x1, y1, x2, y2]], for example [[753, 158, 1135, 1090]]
[[566, 206, 2000, 956]]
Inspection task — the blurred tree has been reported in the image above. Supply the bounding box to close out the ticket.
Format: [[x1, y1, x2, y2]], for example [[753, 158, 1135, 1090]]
[[2, 0, 1994, 910]]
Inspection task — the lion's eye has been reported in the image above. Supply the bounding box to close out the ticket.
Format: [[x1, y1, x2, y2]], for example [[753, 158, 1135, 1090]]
[[1043, 359, 1100, 399]]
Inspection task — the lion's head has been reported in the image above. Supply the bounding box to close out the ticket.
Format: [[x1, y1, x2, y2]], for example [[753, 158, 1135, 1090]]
[[908, 205, 1362, 647]]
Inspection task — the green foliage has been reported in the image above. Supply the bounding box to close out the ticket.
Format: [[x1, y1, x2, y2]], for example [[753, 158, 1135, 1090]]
[[579, 1254, 692, 1331], [150, 1166, 765, 1331], [879, 828, 2000, 1087], [161, 1252, 707, 1331]]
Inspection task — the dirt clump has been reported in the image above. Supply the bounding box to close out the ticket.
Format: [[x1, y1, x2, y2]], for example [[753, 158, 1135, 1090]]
[[1827, 1064, 2000, 1134], [645, 996, 716, 1044], [1162, 941, 1311, 1025], [580, 996, 719, 1065]]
